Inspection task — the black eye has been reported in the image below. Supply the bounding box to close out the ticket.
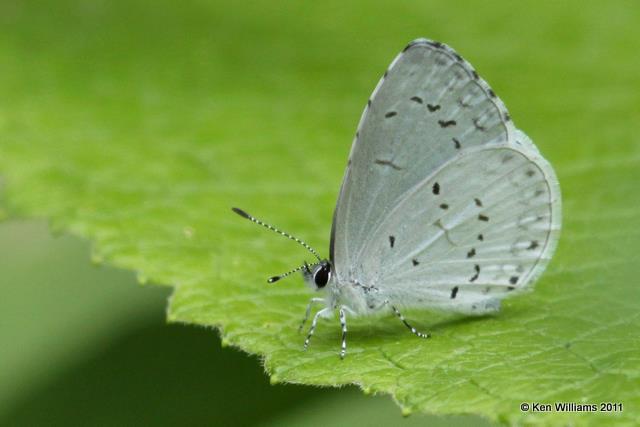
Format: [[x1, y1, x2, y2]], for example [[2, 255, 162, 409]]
[[314, 264, 330, 288]]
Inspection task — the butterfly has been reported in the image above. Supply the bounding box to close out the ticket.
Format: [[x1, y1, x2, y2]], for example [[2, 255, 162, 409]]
[[233, 38, 561, 358]]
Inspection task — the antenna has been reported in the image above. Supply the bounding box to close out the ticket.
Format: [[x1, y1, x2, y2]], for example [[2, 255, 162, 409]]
[[268, 261, 315, 283], [231, 207, 322, 262]]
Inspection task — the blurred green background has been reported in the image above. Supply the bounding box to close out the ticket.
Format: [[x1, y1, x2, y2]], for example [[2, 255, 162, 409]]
[[1, 0, 638, 425]]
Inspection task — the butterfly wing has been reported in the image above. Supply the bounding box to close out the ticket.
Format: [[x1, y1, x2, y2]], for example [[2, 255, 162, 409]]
[[361, 144, 560, 313], [330, 39, 561, 311]]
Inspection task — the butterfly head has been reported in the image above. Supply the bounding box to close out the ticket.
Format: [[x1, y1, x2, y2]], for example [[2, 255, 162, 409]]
[[302, 260, 332, 290]]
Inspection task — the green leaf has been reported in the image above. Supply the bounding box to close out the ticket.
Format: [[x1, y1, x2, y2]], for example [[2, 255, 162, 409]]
[[1, 1, 638, 425]]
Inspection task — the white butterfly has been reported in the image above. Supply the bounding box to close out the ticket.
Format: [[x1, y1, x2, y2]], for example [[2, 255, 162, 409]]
[[234, 38, 561, 358]]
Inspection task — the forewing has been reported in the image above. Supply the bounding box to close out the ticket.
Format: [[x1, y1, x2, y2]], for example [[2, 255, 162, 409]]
[[331, 39, 517, 280]]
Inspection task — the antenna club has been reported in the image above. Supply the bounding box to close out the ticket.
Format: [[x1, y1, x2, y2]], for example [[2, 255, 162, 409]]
[[231, 207, 251, 219], [267, 276, 281, 283]]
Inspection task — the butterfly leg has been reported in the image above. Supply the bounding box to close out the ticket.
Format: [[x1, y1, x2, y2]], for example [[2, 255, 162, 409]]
[[304, 307, 331, 350], [387, 301, 431, 339], [298, 298, 326, 333], [339, 307, 348, 359]]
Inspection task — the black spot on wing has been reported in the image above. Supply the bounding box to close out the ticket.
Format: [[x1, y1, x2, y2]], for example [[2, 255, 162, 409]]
[[438, 119, 457, 128], [477, 233, 484, 241], [478, 214, 489, 222], [528, 240, 539, 250], [439, 203, 449, 210], [410, 96, 423, 104], [412, 258, 419, 266], [487, 88, 496, 98], [389, 235, 395, 248], [474, 198, 483, 207], [509, 276, 519, 285], [470, 264, 480, 282], [432, 182, 440, 195], [471, 70, 479, 79], [374, 159, 403, 170], [467, 248, 476, 258], [451, 286, 459, 299], [427, 104, 441, 112], [385, 111, 398, 118], [472, 117, 486, 132], [452, 138, 461, 149]]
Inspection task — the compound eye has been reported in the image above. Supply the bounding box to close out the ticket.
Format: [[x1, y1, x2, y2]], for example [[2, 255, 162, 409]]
[[313, 265, 330, 288]]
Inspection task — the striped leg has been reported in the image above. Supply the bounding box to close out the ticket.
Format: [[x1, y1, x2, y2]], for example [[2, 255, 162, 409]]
[[339, 307, 348, 359], [298, 298, 325, 333], [304, 307, 331, 350], [389, 303, 430, 339]]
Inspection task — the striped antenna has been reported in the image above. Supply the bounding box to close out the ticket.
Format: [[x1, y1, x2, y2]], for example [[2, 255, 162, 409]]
[[268, 261, 316, 284], [232, 207, 322, 262]]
